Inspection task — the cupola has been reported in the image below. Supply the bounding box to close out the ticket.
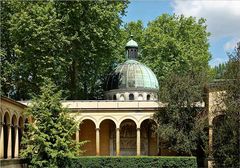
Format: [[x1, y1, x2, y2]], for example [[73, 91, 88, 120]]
[[105, 36, 159, 101], [125, 35, 138, 60]]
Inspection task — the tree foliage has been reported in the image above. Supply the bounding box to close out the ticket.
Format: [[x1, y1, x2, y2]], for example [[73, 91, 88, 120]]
[[142, 14, 211, 81], [212, 42, 240, 168], [154, 70, 208, 155], [117, 20, 145, 61], [0, 0, 128, 100], [152, 15, 210, 165], [20, 78, 83, 168], [211, 63, 227, 79]]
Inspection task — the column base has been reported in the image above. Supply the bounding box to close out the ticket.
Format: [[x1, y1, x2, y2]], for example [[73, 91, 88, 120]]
[[204, 157, 214, 168]]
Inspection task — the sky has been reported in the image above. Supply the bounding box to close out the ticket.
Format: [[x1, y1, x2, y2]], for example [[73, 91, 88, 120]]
[[122, 0, 240, 67]]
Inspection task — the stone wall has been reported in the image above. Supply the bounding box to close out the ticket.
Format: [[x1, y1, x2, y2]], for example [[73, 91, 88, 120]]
[[0, 159, 27, 168]]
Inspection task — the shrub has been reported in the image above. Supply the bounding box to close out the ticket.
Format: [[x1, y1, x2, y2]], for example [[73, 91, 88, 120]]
[[62, 156, 197, 168]]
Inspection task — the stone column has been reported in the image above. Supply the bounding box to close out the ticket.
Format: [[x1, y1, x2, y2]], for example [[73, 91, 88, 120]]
[[76, 129, 79, 142], [207, 125, 214, 168], [14, 125, 19, 158], [157, 132, 160, 155], [76, 129, 79, 154], [209, 125, 213, 157], [7, 124, 12, 158], [116, 128, 120, 156], [0, 122, 3, 158], [96, 128, 100, 156], [137, 128, 141, 156]]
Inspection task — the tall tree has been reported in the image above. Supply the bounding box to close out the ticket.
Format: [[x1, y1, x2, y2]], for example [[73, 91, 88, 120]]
[[52, 1, 128, 100], [0, 0, 21, 98], [212, 42, 240, 168], [151, 14, 210, 166], [154, 69, 208, 166], [21, 78, 83, 168], [1, 1, 128, 100], [8, 1, 68, 100], [142, 14, 211, 82]]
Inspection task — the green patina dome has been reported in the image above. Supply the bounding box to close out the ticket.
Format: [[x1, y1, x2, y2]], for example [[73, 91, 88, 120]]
[[105, 59, 159, 91]]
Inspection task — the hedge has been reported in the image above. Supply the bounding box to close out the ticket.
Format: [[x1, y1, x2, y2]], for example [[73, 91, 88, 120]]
[[60, 156, 197, 168]]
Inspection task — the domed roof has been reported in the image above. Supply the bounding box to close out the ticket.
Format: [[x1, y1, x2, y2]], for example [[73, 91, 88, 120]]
[[105, 60, 159, 91], [126, 39, 138, 48]]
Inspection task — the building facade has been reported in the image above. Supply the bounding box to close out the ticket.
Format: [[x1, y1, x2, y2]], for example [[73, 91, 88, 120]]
[[0, 38, 224, 168]]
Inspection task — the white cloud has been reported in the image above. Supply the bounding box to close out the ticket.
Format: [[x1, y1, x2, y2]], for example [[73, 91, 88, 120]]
[[172, 0, 240, 39], [224, 38, 240, 51]]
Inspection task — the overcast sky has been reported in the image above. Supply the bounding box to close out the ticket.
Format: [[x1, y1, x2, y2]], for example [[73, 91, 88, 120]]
[[122, 0, 240, 67]]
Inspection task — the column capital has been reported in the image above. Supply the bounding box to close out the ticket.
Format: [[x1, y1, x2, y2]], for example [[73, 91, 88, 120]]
[[7, 123, 12, 127], [116, 128, 120, 131], [0, 121, 3, 126], [14, 125, 19, 128], [95, 128, 100, 131], [209, 125, 213, 129], [136, 128, 141, 131]]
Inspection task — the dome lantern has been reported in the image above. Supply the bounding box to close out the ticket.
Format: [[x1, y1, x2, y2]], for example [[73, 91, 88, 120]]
[[125, 35, 138, 60]]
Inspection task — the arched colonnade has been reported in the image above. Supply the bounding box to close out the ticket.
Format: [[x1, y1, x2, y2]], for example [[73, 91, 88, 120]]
[[0, 111, 27, 159], [76, 115, 158, 156]]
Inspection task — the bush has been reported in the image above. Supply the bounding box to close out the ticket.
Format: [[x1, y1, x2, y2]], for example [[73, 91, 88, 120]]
[[62, 156, 197, 168]]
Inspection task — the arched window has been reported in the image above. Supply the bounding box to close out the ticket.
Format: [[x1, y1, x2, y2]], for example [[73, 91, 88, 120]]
[[120, 95, 125, 101], [129, 94, 134, 100], [138, 94, 143, 100], [147, 94, 150, 100], [113, 95, 117, 100]]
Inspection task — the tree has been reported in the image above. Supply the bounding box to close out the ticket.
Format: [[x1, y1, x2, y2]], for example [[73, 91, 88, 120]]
[[154, 69, 208, 166], [0, 0, 22, 98], [20, 78, 83, 168], [151, 14, 210, 167], [142, 14, 211, 82], [212, 42, 240, 168], [211, 63, 227, 79], [1, 1, 128, 100], [7, 1, 68, 100], [54, 1, 128, 100]]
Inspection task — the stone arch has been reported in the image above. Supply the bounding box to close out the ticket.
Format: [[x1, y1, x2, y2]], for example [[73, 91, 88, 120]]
[[18, 116, 24, 128], [147, 94, 151, 101], [99, 118, 116, 156], [79, 116, 97, 128], [118, 116, 138, 128], [79, 119, 96, 156], [119, 94, 125, 101], [12, 115, 17, 126], [138, 94, 143, 100], [140, 118, 158, 156], [120, 119, 137, 156], [139, 116, 158, 127], [4, 112, 10, 125], [129, 93, 134, 100], [98, 116, 118, 128]]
